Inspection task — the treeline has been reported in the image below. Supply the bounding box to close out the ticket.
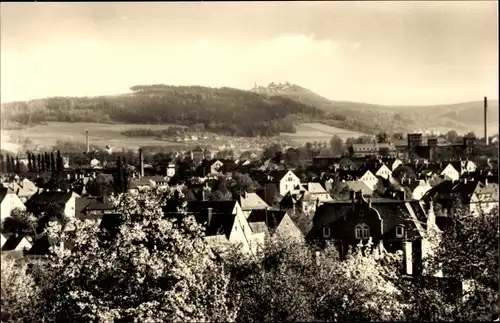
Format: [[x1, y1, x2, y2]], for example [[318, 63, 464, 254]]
[[0, 152, 64, 174], [1, 190, 497, 322], [1, 85, 324, 137]]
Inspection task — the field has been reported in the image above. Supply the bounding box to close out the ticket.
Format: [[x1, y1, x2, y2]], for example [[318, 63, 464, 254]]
[[1, 122, 186, 153], [280, 122, 366, 144]]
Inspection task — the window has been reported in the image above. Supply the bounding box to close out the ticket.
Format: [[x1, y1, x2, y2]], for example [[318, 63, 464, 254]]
[[395, 225, 405, 238], [355, 223, 370, 240], [323, 227, 331, 238]]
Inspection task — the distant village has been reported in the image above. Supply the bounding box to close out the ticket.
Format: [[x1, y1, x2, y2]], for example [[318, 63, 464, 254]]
[[1, 129, 498, 278]]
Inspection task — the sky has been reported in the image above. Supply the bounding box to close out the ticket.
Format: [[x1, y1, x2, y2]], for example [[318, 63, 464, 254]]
[[1, 1, 498, 105]]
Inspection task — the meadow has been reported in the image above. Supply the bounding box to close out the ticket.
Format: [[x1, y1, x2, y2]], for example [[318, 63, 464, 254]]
[[280, 122, 365, 144]]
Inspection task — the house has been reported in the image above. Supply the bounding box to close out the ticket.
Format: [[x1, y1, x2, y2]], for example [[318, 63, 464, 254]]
[[385, 158, 404, 172], [268, 170, 301, 196], [303, 182, 333, 203], [422, 179, 499, 220], [0, 187, 27, 223], [401, 179, 433, 200], [358, 170, 380, 191], [450, 160, 477, 175], [307, 190, 431, 275], [210, 160, 224, 174], [5, 178, 38, 203], [90, 158, 101, 169], [238, 192, 271, 217], [440, 163, 460, 182], [166, 163, 176, 177], [1, 234, 33, 253], [343, 181, 374, 197], [375, 164, 393, 180], [163, 200, 255, 255], [468, 182, 499, 216], [74, 197, 114, 225], [128, 178, 155, 194], [0, 233, 9, 248], [25, 190, 81, 218], [247, 209, 303, 241], [145, 176, 169, 188]]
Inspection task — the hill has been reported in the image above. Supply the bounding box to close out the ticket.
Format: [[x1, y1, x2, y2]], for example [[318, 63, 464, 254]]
[[0, 85, 329, 137], [252, 82, 498, 135]]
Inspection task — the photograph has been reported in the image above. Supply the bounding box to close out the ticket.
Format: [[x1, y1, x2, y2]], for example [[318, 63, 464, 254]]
[[0, 1, 498, 322]]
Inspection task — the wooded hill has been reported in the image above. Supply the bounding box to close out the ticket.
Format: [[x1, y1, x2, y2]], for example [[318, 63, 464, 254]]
[[1, 85, 328, 137]]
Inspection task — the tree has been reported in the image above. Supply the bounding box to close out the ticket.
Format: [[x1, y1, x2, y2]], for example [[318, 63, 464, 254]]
[[329, 135, 344, 156], [464, 132, 476, 139], [37, 154, 42, 171], [1, 255, 40, 323], [15, 156, 21, 173], [27, 152, 33, 172], [392, 165, 416, 183], [427, 206, 499, 320], [444, 130, 459, 143], [40, 154, 46, 172], [356, 135, 373, 144], [44, 152, 50, 171], [56, 151, 63, 172], [50, 152, 56, 173], [5, 155, 11, 173], [392, 132, 404, 140], [113, 156, 124, 193], [38, 189, 239, 322], [1, 209, 38, 236], [376, 132, 389, 143], [87, 174, 114, 197], [262, 144, 282, 161]]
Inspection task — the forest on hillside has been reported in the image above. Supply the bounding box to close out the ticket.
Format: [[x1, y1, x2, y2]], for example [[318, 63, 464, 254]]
[[1, 85, 330, 137]]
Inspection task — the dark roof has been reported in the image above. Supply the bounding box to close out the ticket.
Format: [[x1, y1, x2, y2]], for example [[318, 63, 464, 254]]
[[1, 235, 31, 251], [267, 170, 289, 182], [247, 209, 286, 232], [309, 197, 425, 240], [25, 191, 75, 207], [164, 200, 238, 238], [0, 187, 8, 203]]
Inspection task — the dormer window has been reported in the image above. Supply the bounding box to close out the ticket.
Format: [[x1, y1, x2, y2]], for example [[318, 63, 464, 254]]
[[395, 225, 405, 238], [355, 223, 370, 240], [323, 227, 331, 238]]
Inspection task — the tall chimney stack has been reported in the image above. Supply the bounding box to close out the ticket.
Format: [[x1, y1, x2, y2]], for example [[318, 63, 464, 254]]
[[139, 148, 144, 178], [484, 97, 488, 145], [86, 131, 90, 153]]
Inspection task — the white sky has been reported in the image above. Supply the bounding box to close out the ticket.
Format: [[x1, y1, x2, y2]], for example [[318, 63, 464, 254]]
[[1, 2, 498, 105]]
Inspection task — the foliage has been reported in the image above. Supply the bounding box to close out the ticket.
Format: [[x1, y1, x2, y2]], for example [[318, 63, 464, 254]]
[[37, 189, 239, 322], [376, 132, 389, 143], [225, 237, 406, 322], [1, 209, 38, 236], [1, 255, 40, 323], [427, 206, 499, 320], [2, 85, 327, 137], [329, 135, 345, 156]]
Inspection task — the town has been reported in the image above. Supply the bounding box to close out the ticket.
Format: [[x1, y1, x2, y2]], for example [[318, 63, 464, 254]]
[[1, 121, 498, 321], [1, 1, 498, 322]]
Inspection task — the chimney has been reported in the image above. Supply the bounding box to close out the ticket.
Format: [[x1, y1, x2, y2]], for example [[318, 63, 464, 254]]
[[315, 251, 321, 266], [86, 131, 90, 153], [403, 240, 413, 275], [207, 207, 213, 226], [139, 148, 144, 178], [484, 97, 488, 145]]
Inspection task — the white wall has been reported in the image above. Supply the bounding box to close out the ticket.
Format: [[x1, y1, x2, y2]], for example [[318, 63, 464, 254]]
[[0, 194, 26, 223]]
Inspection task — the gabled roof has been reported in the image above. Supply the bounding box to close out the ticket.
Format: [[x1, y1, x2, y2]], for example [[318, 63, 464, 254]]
[[344, 181, 373, 196], [238, 192, 269, 211], [25, 190, 77, 207], [0, 187, 9, 203], [163, 200, 239, 238], [247, 209, 287, 233], [267, 170, 290, 182], [1, 235, 32, 251], [305, 182, 328, 194]]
